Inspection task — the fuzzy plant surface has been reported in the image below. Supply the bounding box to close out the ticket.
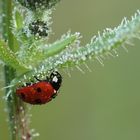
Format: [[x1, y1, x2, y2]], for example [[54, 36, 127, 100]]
[[0, 0, 140, 140]]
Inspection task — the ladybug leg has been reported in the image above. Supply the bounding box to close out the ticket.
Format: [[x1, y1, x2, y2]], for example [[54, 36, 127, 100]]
[[26, 82, 32, 86], [44, 76, 49, 82], [51, 93, 58, 99], [34, 76, 49, 82], [34, 76, 42, 82]]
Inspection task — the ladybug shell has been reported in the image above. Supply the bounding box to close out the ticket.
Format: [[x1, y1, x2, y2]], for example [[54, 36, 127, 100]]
[[16, 81, 57, 105]]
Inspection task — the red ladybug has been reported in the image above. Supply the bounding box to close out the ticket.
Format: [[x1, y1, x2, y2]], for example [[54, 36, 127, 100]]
[[16, 71, 62, 105]]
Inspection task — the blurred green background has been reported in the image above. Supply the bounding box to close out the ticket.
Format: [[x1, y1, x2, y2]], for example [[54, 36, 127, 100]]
[[1, 0, 140, 140]]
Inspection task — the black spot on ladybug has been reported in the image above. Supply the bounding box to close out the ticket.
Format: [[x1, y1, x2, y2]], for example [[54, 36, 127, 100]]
[[36, 87, 42, 93], [34, 99, 42, 104], [20, 93, 25, 99]]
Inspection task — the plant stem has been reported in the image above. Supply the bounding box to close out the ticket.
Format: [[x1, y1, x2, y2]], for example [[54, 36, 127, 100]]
[[2, 1, 31, 140]]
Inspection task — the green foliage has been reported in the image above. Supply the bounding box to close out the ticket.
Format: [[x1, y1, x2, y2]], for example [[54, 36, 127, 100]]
[[11, 10, 140, 86], [0, 39, 29, 73], [1, 1, 140, 86], [1, 0, 140, 139], [19, 33, 79, 66]]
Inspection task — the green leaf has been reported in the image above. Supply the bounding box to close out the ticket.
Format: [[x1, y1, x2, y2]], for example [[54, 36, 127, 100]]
[[43, 34, 77, 57], [11, 10, 140, 86], [0, 39, 30, 73], [41, 10, 140, 69], [19, 32, 80, 67], [14, 10, 24, 30]]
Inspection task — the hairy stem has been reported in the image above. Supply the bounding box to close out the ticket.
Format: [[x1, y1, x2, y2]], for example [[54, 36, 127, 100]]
[[2, 1, 30, 140]]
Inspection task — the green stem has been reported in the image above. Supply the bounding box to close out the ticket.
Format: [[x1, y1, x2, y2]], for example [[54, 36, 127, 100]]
[[2, 1, 31, 140]]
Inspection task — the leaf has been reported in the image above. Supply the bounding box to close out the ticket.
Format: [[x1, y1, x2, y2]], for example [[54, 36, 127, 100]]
[[11, 10, 140, 86], [40, 10, 140, 69], [18, 32, 80, 67], [0, 39, 30, 73]]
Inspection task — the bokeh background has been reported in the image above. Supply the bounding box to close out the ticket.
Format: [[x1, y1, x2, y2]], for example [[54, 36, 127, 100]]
[[1, 0, 140, 140]]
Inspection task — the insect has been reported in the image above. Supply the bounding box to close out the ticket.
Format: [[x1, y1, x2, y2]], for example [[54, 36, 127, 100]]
[[16, 71, 62, 105]]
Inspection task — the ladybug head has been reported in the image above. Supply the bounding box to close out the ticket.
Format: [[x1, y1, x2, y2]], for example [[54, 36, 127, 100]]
[[49, 71, 62, 91]]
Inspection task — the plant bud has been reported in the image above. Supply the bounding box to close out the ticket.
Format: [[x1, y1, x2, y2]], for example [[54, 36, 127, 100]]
[[29, 20, 49, 37], [17, 0, 60, 10]]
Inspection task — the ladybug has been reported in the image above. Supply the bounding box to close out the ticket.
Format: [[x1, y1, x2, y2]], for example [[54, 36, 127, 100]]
[[16, 71, 62, 105]]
